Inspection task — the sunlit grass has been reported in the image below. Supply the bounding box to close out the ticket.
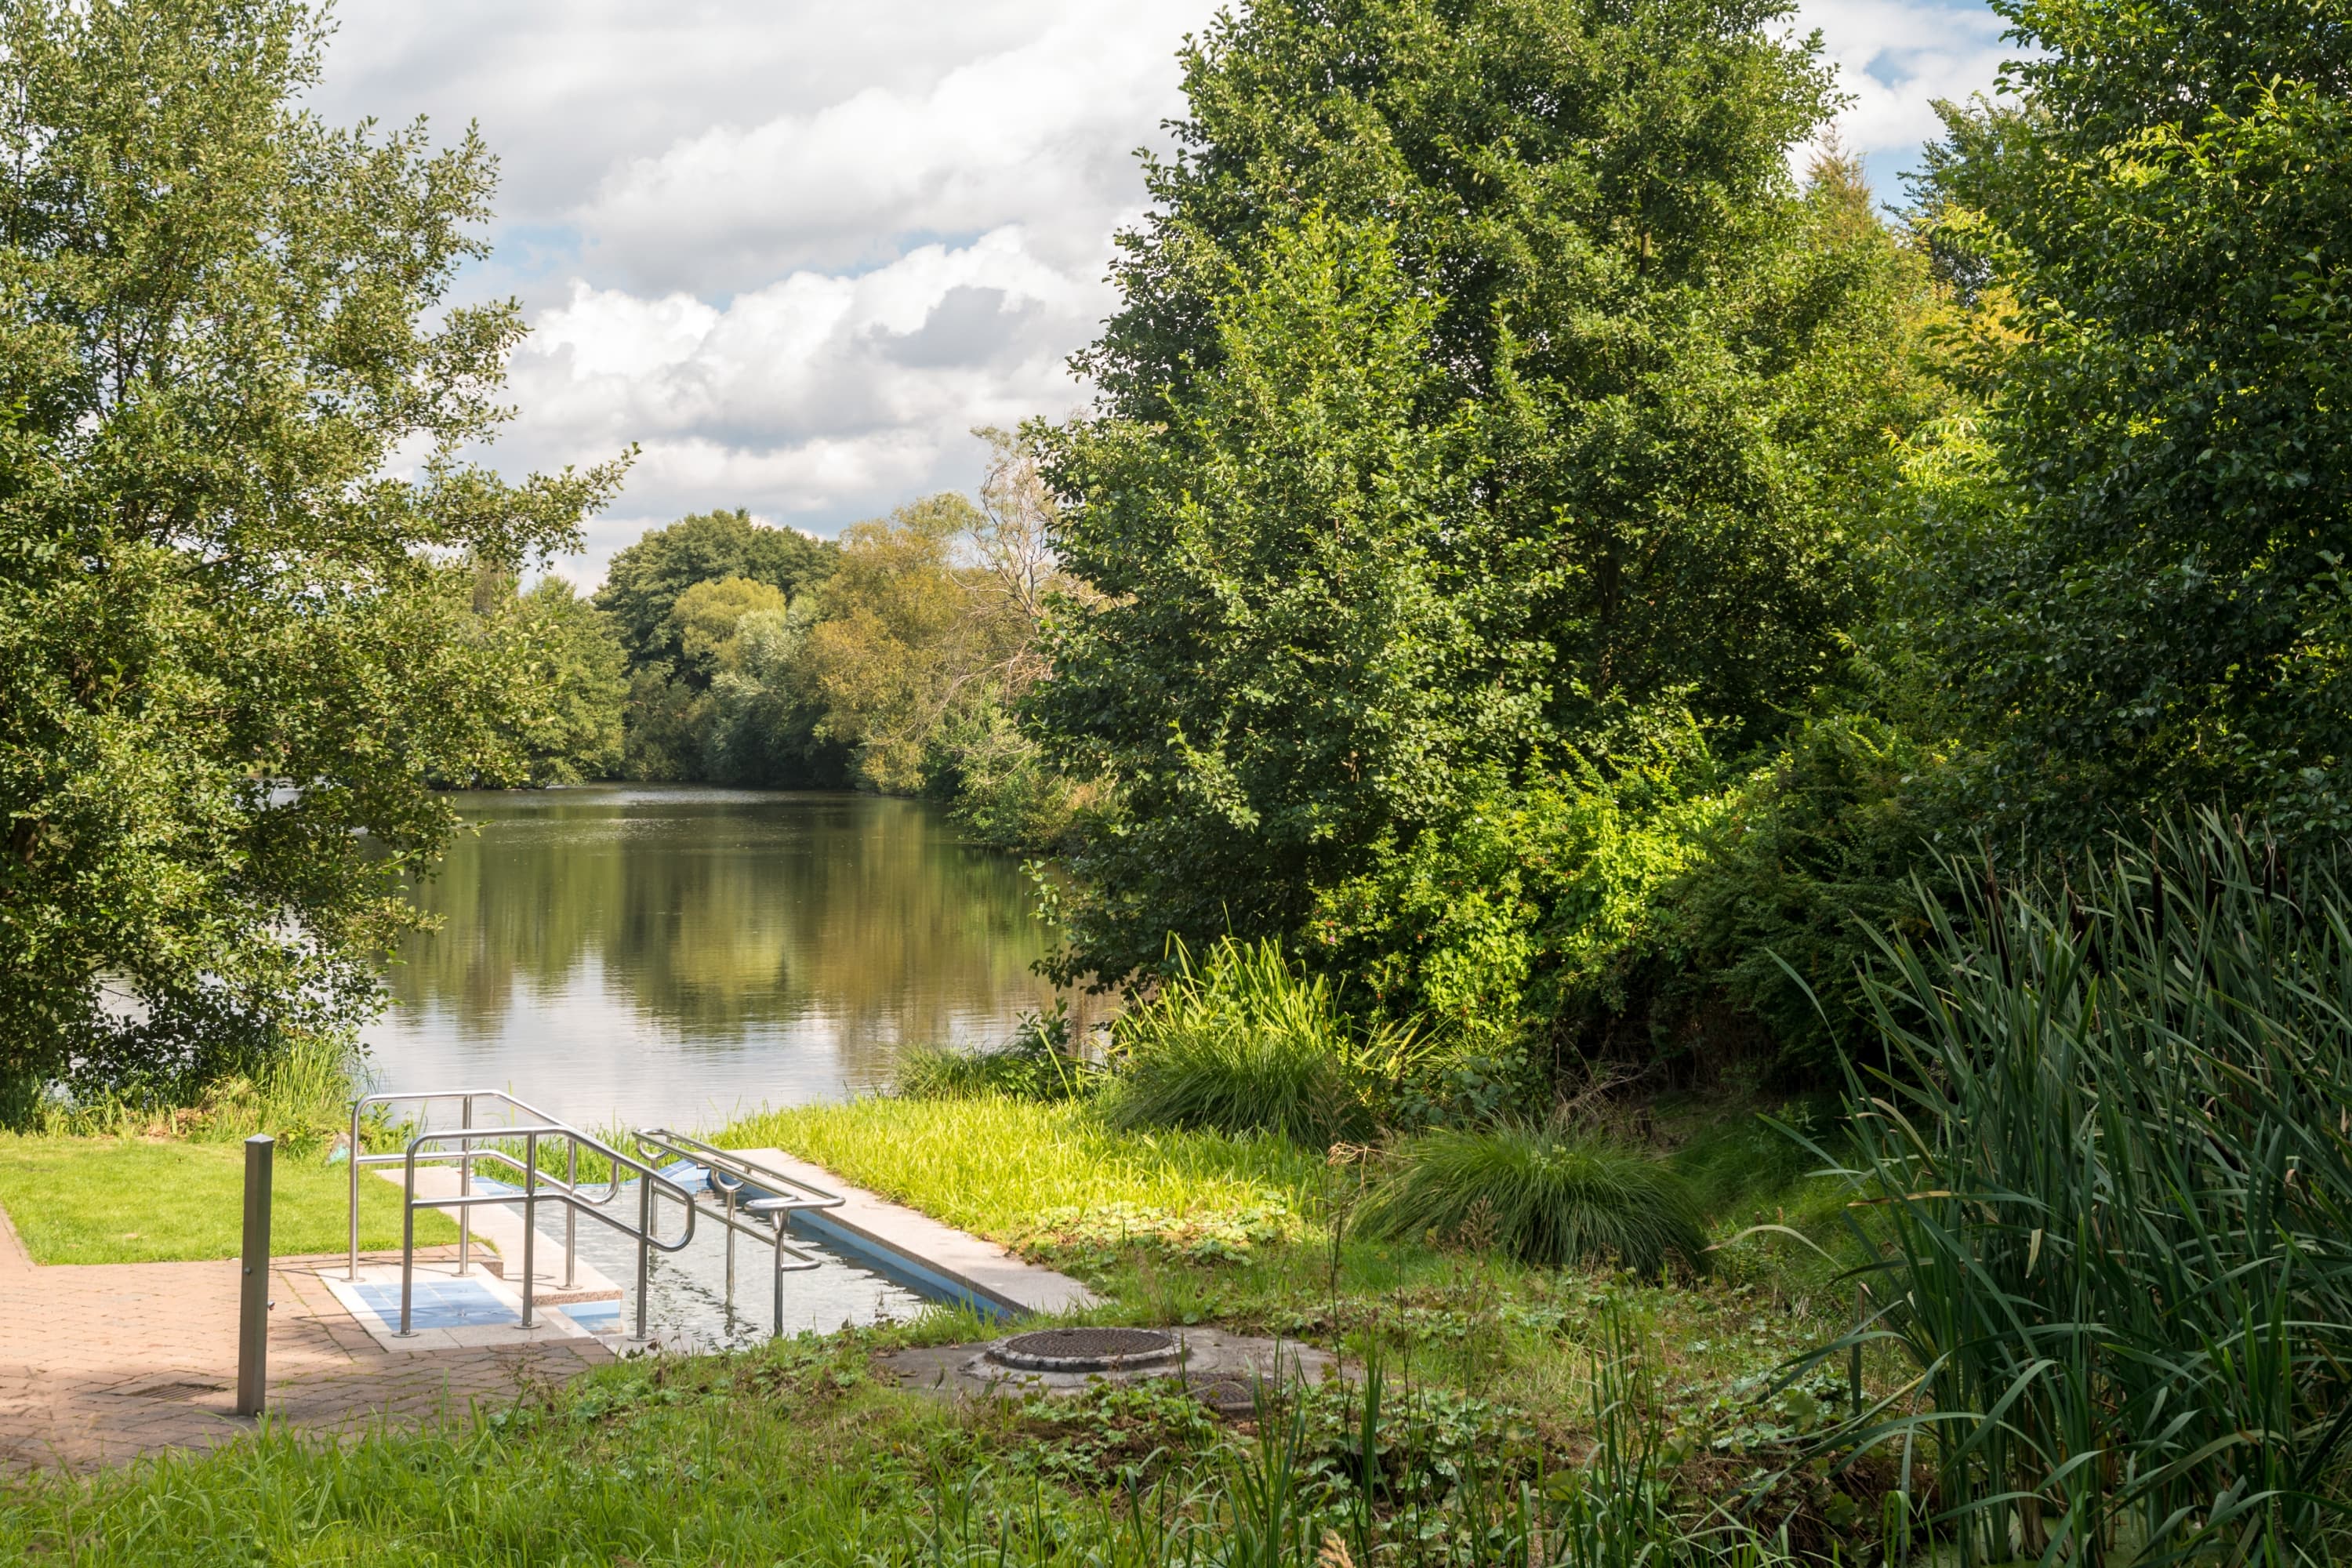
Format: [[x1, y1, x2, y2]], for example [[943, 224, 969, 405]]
[[717, 1094, 1325, 1244], [0, 1136, 456, 1264]]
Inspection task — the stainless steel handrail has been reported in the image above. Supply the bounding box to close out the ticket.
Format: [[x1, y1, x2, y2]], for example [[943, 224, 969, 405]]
[[345, 1091, 847, 1343], [391, 1123, 699, 1340], [347, 1091, 629, 1283], [631, 1128, 840, 1330], [352, 1090, 690, 1339]]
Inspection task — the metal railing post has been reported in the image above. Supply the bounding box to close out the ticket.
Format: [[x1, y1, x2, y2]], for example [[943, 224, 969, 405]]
[[457, 1094, 473, 1276], [397, 1142, 419, 1338], [564, 1139, 579, 1290], [235, 1135, 274, 1416], [345, 1100, 361, 1282], [634, 1172, 652, 1342], [724, 1181, 738, 1313], [771, 1215, 786, 1338], [518, 1130, 538, 1330]]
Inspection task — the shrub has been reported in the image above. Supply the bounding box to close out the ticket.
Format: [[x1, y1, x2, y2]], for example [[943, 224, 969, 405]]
[[1355, 1119, 1708, 1274], [1102, 938, 1421, 1146]]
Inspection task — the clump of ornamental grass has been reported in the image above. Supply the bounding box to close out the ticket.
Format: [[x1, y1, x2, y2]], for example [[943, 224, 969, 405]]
[[894, 1005, 1094, 1102], [1100, 938, 1423, 1147], [1355, 1118, 1708, 1275]]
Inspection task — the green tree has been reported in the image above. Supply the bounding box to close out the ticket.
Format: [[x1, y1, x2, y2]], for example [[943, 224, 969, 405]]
[[667, 576, 790, 687], [798, 494, 1029, 794], [0, 0, 624, 1112], [595, 508, 837, 674], [1908, 0, 2352, 841], [1036, 0, 1941, 986], [466, 572, 628, 786]]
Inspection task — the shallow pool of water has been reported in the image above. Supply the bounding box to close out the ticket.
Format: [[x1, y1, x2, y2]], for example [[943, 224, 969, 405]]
[[549, 1182, 932, 1350]]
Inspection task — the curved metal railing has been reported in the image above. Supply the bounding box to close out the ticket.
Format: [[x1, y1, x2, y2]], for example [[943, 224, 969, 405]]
[[345, 1091, 840, 1341]]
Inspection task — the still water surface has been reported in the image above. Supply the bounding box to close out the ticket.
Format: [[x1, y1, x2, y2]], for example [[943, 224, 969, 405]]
[[360, 786, 1059, 1131]]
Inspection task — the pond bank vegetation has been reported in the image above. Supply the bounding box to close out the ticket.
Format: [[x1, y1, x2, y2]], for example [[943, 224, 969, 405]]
[[6, 0, 2352, 1559]]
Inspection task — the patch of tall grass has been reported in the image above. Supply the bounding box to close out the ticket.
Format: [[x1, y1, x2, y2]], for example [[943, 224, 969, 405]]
[[1356, 1119, 1708, 1274], [1102, 938, 1424, 1146], [1806, 812, 2352, 1565], [895, 1004, 1097, 1102], [27, 1031, 361, 1152]]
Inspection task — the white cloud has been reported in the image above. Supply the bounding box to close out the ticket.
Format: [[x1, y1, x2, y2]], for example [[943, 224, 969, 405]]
[[1797, 0, 2013, 194], [576, 13, 1196, 291], [507, 227, 1103, 583], [310, 0, 2012, 586]]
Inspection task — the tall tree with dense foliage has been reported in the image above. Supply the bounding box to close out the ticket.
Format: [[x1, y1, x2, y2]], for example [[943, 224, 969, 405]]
[[466, 572, 629, 786], [1035, 0, 1944, 988], [1908, 0, 2352, 842], [0, 0, 625, 1113], [596, 509, 837, 674], [595, 509, 838, 782]]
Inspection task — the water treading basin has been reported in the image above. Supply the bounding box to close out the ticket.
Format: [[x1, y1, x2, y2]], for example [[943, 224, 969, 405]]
[[359, 786, 1065, 1341], [552, 1182, 928, 1351]]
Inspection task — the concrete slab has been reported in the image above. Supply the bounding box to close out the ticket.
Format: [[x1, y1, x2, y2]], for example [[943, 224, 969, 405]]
[[721, 1147, 1098, 1320], [320, 1260, 604, 1353]]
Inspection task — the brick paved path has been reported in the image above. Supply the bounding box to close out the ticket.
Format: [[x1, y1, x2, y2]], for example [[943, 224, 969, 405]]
[[0, 1204, 612, 1473]]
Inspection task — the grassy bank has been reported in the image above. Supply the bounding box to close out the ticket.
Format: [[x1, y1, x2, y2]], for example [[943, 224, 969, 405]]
[[0, 1319, 1791, 1568]]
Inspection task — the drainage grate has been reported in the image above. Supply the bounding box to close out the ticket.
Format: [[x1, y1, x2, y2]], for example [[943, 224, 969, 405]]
[[988, 1327, 1178, 1372]]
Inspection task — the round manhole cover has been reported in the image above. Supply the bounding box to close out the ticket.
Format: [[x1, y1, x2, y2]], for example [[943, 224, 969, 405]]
[[987, 1327, 1180, 1372]]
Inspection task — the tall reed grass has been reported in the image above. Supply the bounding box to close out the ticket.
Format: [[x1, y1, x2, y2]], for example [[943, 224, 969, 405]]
[[1356, 1119, 1708, 1275], [1805, 813, 2352, 1567], [1102, 938, 1425, 1146]]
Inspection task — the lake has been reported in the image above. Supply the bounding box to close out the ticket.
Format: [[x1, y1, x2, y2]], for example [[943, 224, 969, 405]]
[[359, 786, 1064, 1131]]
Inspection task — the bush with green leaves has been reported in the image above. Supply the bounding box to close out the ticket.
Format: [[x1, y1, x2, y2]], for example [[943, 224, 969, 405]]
[[1356, 1118, 1708, 1275], [1102, 938, 1424, 1147]]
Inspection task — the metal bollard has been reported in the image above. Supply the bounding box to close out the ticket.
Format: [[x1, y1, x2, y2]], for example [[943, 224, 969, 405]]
[[235, 1135, 274, 1417]]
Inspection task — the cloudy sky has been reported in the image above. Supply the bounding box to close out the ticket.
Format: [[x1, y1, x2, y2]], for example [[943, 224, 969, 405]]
[[307, 0, 2012, 586]]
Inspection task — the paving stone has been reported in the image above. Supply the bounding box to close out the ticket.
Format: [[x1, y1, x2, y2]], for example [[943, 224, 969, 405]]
[[0, 1239, 612, 1473]]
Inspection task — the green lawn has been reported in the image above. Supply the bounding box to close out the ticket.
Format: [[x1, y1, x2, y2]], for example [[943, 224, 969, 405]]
[[0, 1137, 458, 1264]]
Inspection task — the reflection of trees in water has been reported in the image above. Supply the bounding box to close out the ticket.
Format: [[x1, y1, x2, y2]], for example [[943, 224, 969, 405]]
[[385, 790, 1054, 1055]]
